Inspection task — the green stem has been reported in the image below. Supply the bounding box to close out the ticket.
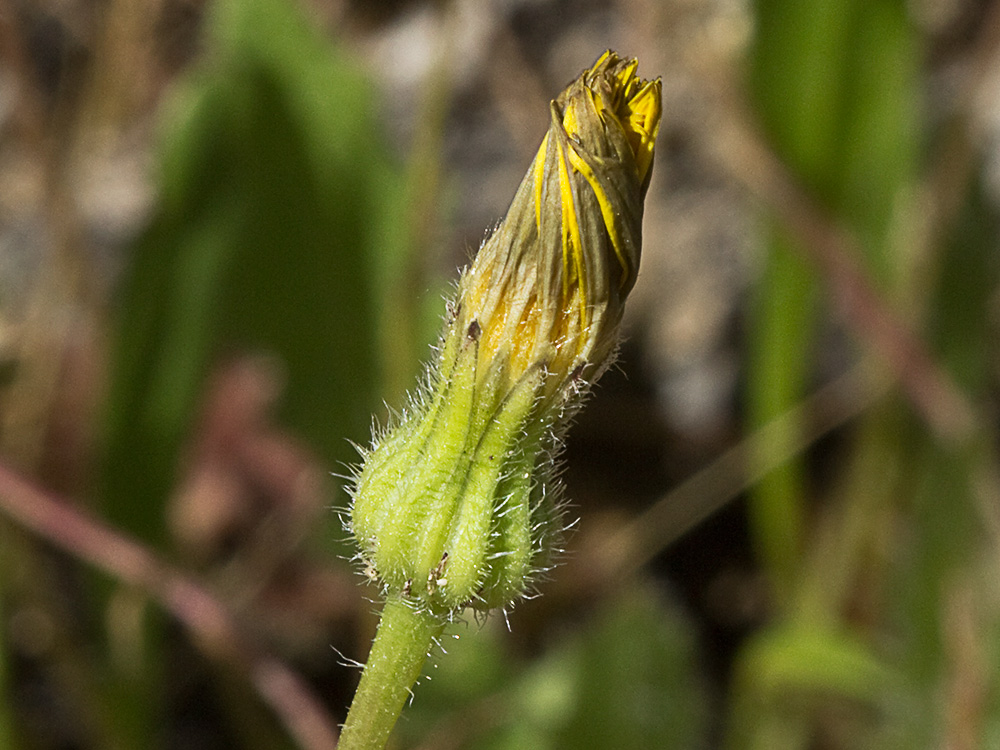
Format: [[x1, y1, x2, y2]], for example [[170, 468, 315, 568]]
[[339, 593, 445, 750]]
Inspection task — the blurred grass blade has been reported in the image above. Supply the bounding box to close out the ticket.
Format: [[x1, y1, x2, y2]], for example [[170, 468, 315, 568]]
[[746, 0, 919, 600], [102, 0, 403, 545], [98, 1, 403, 742], [885, 180, 1000, 748], [742, 0, 921, 746], [745, 234, 814, 602]]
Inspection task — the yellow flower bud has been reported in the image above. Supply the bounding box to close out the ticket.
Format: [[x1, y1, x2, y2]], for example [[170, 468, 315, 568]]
[[350, 51, 661, 613], [462, 49, 661, 405]]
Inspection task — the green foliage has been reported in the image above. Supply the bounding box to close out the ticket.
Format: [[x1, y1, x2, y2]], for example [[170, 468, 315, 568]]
[[746, 0, 920, 599], [397, 589, 708, 749], [541, 592, 708, 749], [879, 181, 1000, 748], [740, 0, 1000, 748], [91, 2, 405, 740], [101, 0, 403, 545]]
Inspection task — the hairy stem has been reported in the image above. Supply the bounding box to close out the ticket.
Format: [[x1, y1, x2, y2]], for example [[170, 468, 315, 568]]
[[339, 593, 445, 750]]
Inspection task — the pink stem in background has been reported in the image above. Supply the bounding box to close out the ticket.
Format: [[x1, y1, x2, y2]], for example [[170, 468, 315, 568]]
[[0, 461, 340, 750]]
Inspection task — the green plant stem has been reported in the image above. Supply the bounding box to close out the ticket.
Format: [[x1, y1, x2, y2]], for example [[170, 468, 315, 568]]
[[339, 593, 445, 750]]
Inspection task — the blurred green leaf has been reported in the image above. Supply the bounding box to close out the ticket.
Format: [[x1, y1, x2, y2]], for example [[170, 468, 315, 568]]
[[541, 591, 708, 750], [741, 1, 923, 746], [727, 624, 897, 750], [738, 624, 895, 701], [102, 0, 403, 545], [882, 178, 1000, 748], [403, 589, 708, 749], [745, 0, 920, 600], [750, 0, 919, 251]]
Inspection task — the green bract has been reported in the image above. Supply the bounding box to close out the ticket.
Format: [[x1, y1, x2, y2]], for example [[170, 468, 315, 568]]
[[352, 324, 548, 611], [350, 51, 662, 614]]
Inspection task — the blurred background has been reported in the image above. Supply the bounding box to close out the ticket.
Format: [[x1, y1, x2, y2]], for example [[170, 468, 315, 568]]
[[1, 0, 999, 747]]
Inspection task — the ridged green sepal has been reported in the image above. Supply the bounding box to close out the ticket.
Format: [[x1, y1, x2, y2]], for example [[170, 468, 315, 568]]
[[351, 322, 551, 612]]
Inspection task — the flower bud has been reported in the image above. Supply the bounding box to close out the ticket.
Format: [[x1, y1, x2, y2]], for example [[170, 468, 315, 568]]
[[350, 51, 661, 613]]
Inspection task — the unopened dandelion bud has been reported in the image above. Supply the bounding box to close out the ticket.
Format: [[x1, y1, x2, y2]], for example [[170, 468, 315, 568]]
[[350, 51, 661, 614]]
